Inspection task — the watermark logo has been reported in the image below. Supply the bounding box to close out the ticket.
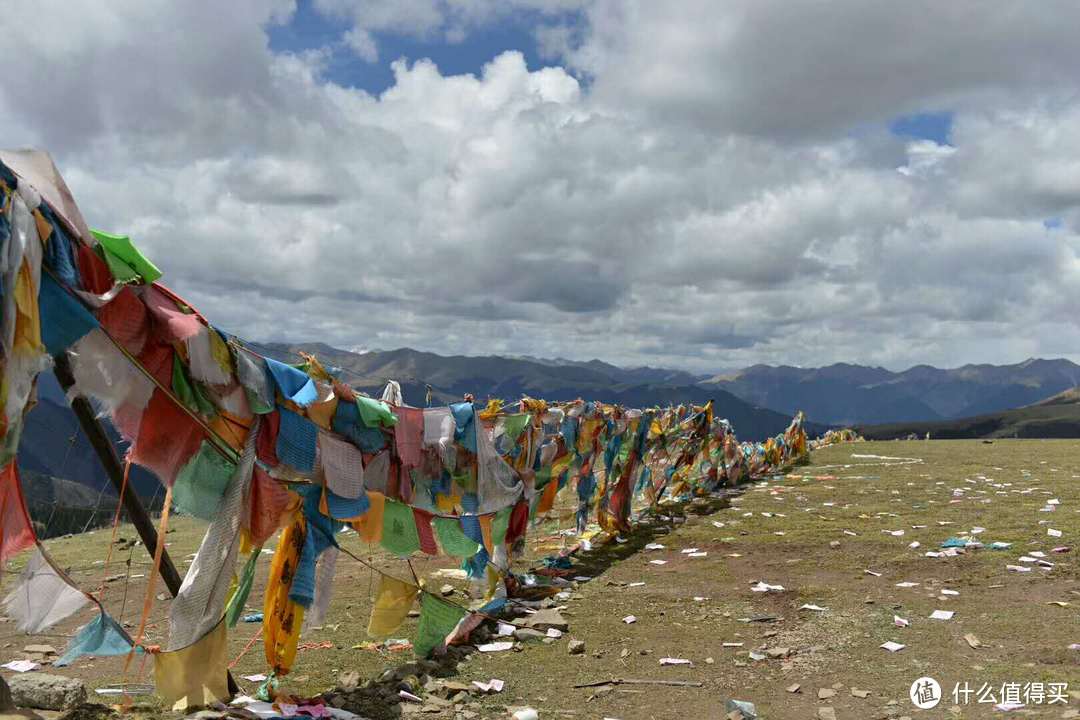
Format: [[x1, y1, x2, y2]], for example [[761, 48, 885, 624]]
[[911, 677, 942, 709]]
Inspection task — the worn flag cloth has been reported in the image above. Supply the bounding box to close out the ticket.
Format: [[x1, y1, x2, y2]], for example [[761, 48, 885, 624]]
[[225, 548, 260, 628], [381, 499, 421, 557], [302, 546, 339, 631], [143, 285, 202, 344], [186, 325, 232, 386], [414, 593, 467, 658], [55, 611, 137, 667], [235, 349, 275, 414], [264, 512, 306, 676], [432, 516, 481, 558], [154, 618, 230, 711], [130, 388, 205, 486], [264, 357, 317, 407], [168, 420, 257, 650], [172, 440, 238, 521], [394, 407, 424, 469], [3, 546, 89, 633], [413, 508, 439, 555], [68, 328, 155, 418], [318, 431, 364, 498], [355, 396, 397, 428], [0, 463, 34, 564], [38, 272, 98, 355], [276, 407, 317, 473], [366, 574, 418, 640], [352, 491, 385, 544]]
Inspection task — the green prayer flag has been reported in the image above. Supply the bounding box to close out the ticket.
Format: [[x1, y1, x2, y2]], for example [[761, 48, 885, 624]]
[[491, 506, 512, 546], [355, 397, 398, 428], [173, 441, 237, 521], [501, 413, 532, 443], [91, 229, 162, 283], [222, 548, 258, 626], [432, 517, 481, 558], [225, 548, 260, 627], [414, 593, 466, 657], [380, 500, 421, 556]]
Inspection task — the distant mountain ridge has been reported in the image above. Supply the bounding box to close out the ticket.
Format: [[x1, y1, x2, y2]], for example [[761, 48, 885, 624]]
[[252, 343, 814, 441], [858, 386, 1080, 440], [703, 358, 1080, 425]]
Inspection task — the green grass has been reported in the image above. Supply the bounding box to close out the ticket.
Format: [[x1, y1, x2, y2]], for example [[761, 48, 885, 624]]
[[7, 439, 1080, 718]]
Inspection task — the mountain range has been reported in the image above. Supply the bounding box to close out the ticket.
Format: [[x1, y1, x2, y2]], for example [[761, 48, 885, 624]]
[[703, 358, 1080, 425]]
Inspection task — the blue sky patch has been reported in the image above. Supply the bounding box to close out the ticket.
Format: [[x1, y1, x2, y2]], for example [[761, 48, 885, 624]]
[[268, 0, 580, 94], [890, 111, 953, 145]]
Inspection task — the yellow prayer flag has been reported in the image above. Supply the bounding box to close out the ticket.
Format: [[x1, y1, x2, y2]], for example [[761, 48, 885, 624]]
[[367, 574, 418, 639], [153, 618, 229, 711]]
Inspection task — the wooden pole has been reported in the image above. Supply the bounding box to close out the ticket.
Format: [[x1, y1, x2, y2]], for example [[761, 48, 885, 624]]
[[52, 353, 184, 593], [52, 353, 240, 696]]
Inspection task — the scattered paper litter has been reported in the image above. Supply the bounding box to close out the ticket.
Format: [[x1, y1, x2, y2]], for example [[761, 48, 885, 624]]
[[659, 657, 693, 666], [497, 622, 516, 636], [546, 628, 563, 638], [750, 581, 785, 593], [649, 560, 667, 566], [894, 615, 910, 627], [964, 633, 982, 649], [399, 691, 422, 703], [722, 642, 744, 648], [471, 679, 504, 694], [1, 660, 39, 672], [908, 541, 921, 549], [940, 588, 959, 596], [895, 581, 919, 588], [864, 569, 882, 577], [622, 615, 637, 624], [712, 521, 725, 528], [680, 548, 699, 554], [644, 543, 665, 551], [930, 610, 955, 620], [994, 702, 1025, 711], [880, 641, 905, 652], [799, 604, 827, 612], [477, 641, 515, 653], [687, 552, 708, 558], [1006, 565, 1032, 573], [1048, 528, 1063, 537], [692, 596, 708, 602], [242, 674, 268, 682], [628, 582, 646, 587]]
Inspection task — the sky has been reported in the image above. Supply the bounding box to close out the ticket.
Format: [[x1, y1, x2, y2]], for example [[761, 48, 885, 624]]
[[3, 1, 1080, 373]]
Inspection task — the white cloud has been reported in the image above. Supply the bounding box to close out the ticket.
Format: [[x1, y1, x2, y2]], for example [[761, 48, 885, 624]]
[[2, 1, 1080, 373]]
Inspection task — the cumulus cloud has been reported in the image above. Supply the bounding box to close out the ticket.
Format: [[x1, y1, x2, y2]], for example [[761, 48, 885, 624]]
[[2, 0, 1080, 373]]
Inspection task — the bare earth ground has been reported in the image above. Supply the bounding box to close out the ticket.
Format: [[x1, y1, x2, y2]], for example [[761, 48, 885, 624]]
[[5, 439, 1080, 719]]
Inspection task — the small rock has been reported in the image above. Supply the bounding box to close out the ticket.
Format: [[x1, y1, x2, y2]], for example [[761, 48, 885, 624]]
[[568, 639, 586, 655], [8, 674, 87, 710], [521, 609, 569, 633], [705, 657, 714, 665], [21, 646, 56, 656], [817, 709, 837, 720], [817, 688, 836, 699], [786, 684, 801, 693], [512, 628, 546, 642], [440, 585, 454, 597], [851, 688, 870, 698], [829, 540, 841, 549], [765, 647, 789, 659]]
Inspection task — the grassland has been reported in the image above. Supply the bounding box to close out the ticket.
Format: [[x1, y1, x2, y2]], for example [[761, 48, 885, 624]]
[[5, 439, 1080, 718]]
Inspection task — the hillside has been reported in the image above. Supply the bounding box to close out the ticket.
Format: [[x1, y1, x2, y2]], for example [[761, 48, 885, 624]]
[[857, 387, 1080, 439], [704, 358, 1080, 425]]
